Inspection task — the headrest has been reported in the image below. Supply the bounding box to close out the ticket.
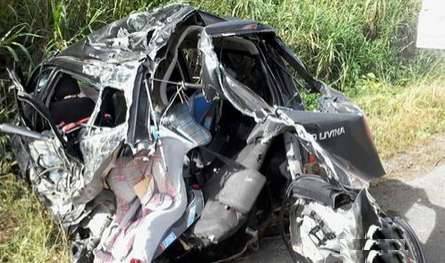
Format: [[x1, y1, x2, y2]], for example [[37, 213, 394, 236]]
[[54, 74, 80, 100], [159, 25, 204, 106], [191, 92, 213, 125]]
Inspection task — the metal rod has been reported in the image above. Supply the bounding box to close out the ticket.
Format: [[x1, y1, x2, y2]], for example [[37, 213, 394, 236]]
[[0, 123, 49, 140]]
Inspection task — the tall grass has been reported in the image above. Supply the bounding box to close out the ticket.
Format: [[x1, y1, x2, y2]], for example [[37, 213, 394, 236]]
[[355, 76, 445, 158], [1, 0, 443, 90], [0, 175, 69, 263]]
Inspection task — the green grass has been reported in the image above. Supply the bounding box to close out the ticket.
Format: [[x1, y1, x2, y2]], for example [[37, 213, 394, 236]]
[[0, 0, 445, 262], [1, 0, 443, 91], [354, 76, 445, 159], [0, 174, 69, 263]]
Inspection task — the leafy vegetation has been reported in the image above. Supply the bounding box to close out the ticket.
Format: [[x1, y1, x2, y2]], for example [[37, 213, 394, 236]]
[[0, 0, 444, 262], [0, 174, 69, 262], [1, 0, 443, 89]]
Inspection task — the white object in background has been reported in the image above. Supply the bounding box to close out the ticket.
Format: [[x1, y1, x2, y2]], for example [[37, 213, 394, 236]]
[[417, 0, 445, 49]]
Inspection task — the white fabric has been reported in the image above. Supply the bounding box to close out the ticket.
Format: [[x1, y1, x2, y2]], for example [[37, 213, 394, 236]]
[[94, 137, 188, 263]]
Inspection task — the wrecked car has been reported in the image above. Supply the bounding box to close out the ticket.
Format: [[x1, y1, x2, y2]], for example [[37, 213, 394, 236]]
[[2, 3, 426, 263]]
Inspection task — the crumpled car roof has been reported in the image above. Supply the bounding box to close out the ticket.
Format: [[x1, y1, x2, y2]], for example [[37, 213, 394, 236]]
[[49, 4, 274, 86], [59, 4, 223, 63]]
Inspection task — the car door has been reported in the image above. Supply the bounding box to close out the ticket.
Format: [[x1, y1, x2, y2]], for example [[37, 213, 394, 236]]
[[8, 66, 128, 205], [6, 68, 85, 203]]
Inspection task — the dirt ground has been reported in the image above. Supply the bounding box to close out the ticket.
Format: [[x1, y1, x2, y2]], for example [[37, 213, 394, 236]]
[[237, 133, 445, 263], [375, 133, 445, 183]]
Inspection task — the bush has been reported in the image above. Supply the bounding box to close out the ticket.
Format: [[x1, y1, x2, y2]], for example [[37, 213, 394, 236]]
[[0, 0, 443, 91]]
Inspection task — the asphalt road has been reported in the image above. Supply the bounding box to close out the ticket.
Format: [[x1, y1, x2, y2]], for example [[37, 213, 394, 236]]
[[370, 164, 445, 263], [237, 164, 445, 263]]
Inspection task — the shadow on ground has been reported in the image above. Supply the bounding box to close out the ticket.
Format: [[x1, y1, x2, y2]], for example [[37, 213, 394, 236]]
[[370, 177, 445, 263]]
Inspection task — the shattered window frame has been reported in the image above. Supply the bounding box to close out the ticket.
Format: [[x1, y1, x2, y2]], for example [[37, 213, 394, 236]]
[[41, 68, 103, 133], [26, 65, 56, 94]]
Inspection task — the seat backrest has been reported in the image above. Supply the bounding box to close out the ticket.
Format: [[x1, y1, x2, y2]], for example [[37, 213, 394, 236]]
[[95, 89, 127, 127], [49, 74, 95, 125], [112, 92, 127, 126], [50, 97, 95, 125], [165, 101, 212, 147], [53, 74, 81, 100]]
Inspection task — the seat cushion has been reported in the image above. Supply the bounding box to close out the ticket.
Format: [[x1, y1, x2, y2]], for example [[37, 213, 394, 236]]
[[192, 141, 270, 244], [191, 200, 243, 243]]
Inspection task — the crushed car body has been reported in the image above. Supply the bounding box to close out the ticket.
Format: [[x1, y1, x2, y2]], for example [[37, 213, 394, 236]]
[[2, 3, 426, 263]]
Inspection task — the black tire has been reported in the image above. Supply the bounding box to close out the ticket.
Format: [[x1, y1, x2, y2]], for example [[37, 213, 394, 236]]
[[390, 214, 427, 263], [289, 201, 427, 263], [366, 212, 427, 263]]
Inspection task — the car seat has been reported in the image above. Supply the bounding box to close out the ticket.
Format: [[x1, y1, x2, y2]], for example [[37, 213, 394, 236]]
[[163, 92, 213, 147], [49, 74, 95, 126], [95, 89, 127, 127], [192, 139, 270, 244]]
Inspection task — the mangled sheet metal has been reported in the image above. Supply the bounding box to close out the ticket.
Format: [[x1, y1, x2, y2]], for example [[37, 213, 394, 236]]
[[7, 4, 207, 262], [61, 4, 194, 62], [36, 4, 200, 207], [197, 19, 384, 187]]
